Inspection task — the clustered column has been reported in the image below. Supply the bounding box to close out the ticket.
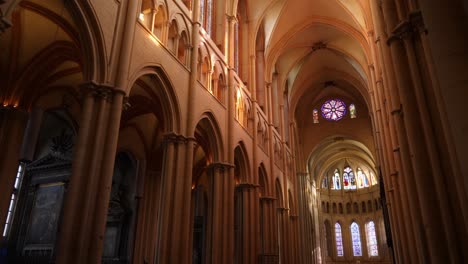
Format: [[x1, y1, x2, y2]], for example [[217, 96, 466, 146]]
[[56, 83, 125, 264]]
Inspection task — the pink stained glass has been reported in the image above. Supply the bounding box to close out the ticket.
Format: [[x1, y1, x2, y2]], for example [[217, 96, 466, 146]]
[[321, 99, 347, 121]]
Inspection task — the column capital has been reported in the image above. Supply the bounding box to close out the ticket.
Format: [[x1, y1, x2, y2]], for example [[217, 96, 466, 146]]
[[207, 162, 235, 172], [80, 81, 124, 101], [387, 12, 427, 45], [163, 132, 194, 144], [277, 207, 289, 213], [260, 196, 276, 202], [226, 14, 238, 24], [236, 182, 257, 190]]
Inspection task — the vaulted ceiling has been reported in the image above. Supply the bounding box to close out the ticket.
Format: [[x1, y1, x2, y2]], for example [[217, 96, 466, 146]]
[[242, 0, 376, 178]]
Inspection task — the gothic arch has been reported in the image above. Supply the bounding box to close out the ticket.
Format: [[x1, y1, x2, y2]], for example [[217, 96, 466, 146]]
[[194, 112, 225, 162], [127, 66, 182, 133]]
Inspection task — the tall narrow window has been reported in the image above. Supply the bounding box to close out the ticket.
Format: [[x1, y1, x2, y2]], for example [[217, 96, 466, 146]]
[[313, 109, 319, 123], [200, 0, 213, 36], [335, 223, 344, 256], [349, 104, 357, 118], [332, 169, 341, 190], [366, 221, 379, 256], [322, 175, 328, 189], [2, 163, 26, 237], [356, 168, 369, 188], [343, 166, 356, 190], [234, 16, 239, 72], [351, 222, 362, 256]]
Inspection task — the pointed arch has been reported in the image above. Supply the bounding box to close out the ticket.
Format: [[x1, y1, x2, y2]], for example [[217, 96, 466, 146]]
[[234, 141, 250, 184], [258, 163, 268, 196], [194, 112, 224, 162], [127, 66, 182, 133]]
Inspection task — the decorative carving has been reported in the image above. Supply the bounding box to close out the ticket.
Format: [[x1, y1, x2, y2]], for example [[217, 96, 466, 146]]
[[388, 11, 427, 45], [312, 41, 327, 52], [50, 131, 74, 156]]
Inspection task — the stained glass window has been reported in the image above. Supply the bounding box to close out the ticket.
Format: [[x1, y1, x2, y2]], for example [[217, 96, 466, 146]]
[[200, 0, 205, 28], [351, 222, 362, 256], [332, 169, 341, 190], [356, 168, 369, 188], [321, 99, 346, 121], [370, 172, 378, 186], [335, 223, 344, 256], [322, 176, 328, 189], [366, 221, 379, 256], [206, 0, 213, 35], [349, 104, 357, 118], [313, 109, 319, 123], [343, 166, 356, 190]]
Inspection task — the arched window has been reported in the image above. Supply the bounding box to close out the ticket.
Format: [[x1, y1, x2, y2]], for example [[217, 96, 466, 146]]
[[356, 168, 369, 188], [313, 109, 319, 123], [366, 221, 379, 256], [349, 103, 357, 118], [343, 166, 356, 190], [350, 222, 362, 256], [332, 169, 341, 190], [168, 21, 178, 54], [178, 31, 188, 65], [335, 223, 344, 256], [234, 15, 239, 72], [322, 175, 328, 189], [200, 0, 213, 36]]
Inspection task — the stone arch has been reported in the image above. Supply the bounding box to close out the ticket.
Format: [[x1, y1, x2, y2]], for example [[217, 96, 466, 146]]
[[234, 141, 250, 183], [258, 163, 268, 195], [127, 66, 182, 134], [1, 1, 104, 111], [194, 112, 224, 162], [275, 178, 283, 207]]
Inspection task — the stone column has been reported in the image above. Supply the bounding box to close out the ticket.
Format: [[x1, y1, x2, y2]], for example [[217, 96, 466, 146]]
[[155, 133, 191, 264], [277, 207, 289, 264], [370, 1, 424, 262], [207, 162, 235, 264], [55, 84, 124, 264], [382, 0, 455, 262], [235, 182, 258, 264], [296, 173, 314, 264]]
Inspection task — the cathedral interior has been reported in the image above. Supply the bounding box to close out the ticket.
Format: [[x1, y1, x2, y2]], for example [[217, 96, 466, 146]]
[[0, 0, 467, 263]]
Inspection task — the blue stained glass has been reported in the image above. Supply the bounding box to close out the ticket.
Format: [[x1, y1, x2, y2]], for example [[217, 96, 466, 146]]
[[366, 221, 379, 256], [351, 222, 362, 256], [321, 99, 347, 121], [332, 169, 341, 190], [335, 223, 344, 256]]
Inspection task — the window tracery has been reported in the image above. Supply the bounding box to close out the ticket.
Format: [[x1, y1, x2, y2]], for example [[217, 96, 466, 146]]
[[366, 221, 379, 256], [343, 166, 356, 190], [321, 99, 346, 121], [335, 222, 344, 257], [351, 222, 362, 256]]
